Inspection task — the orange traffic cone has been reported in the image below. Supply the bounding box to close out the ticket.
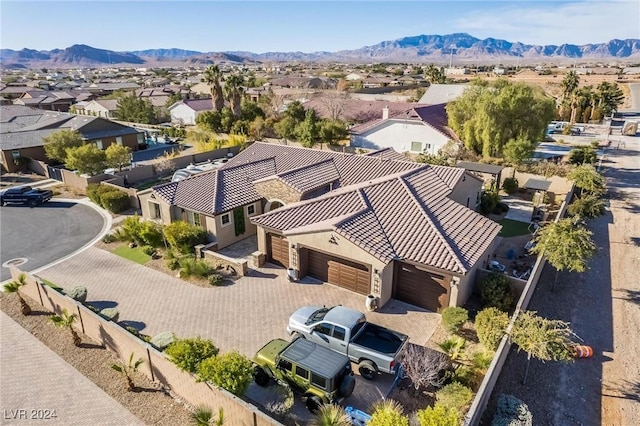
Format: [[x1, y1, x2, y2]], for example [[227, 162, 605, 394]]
[[573, 345, 593, 358]]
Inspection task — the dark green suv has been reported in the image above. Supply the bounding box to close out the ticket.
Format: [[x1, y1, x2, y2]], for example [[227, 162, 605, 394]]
[[253, 338, 355, 412]]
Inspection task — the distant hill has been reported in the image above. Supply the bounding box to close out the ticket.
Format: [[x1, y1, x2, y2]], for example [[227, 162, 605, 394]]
[[1, 33, 639, 69]]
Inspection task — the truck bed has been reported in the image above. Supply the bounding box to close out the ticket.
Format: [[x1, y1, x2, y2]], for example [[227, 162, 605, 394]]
[[351, 323, 407, 356]]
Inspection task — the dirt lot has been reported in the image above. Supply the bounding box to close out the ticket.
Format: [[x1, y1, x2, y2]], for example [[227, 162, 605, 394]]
[[484, 138, 640, 425]]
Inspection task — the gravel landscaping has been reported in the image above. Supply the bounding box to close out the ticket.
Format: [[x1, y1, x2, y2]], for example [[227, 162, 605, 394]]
[[0, 293, 193, 426]]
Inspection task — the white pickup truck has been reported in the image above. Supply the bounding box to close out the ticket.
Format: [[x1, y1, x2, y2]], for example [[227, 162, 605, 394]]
[[287, 305, 408, 380]]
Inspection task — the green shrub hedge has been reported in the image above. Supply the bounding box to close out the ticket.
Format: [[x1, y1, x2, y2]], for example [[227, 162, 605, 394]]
[[441, 307, 468, 335], [480, 272, 514, 311], [86, 183, 130, 213], [163, 221, 208, 254]]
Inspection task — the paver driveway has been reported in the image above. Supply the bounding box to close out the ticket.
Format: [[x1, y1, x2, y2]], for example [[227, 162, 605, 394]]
[[38, 246, 440, 414]]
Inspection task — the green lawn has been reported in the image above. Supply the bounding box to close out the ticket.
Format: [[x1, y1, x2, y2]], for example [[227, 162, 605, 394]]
[[113, 245, 152, 265], [497, 219, 533, 237]]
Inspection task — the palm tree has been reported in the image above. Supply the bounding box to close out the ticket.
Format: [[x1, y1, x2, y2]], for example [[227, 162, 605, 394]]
[[438, 336, 467, 363], [223, 74, 245, 118], [3, 273, 31, 315], [312, 404, 350, 426], [49, 308, 81, 346], [191, 406, 224, 426], [560, 70, 579, 104], [111, 352, 145, 391], [202, 65, 224, 112]]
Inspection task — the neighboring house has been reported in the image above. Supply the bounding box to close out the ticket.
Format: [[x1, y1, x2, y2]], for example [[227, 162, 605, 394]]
[[139, 142, 496, 312], [13, 90, 78, 112], [417, 84, 469, 105], [304, 98, 424, 123], [82, 99, 118, 118], [0, 105, 143, 172], [168, 98, 213, 125], [349, 103, 458, 155], [0, 85, 42, 100]]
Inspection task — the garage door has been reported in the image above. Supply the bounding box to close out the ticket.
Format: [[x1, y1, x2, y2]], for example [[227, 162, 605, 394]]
[[306, 250, 370, 295], [268, 234, 289, 268], [394, 263, 449, 312]]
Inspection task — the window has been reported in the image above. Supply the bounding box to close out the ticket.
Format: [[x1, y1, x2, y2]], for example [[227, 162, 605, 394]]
[[116, 136, 123, 146], [424, 143, 431, 151], [311, 373, 327, 389], [193, 212, 201, 227], [221, 213, 231, 227], [410, 141, 422, 152], [315, 323, 332, 336], [247, 203, 256, 216], [278, 359, 292, 372], [333, 326, 346, 341], [295, 366, 309, 380], [11, 150, 21, 160], [149, 202, 161, 219], [95, 139, 103, 150]]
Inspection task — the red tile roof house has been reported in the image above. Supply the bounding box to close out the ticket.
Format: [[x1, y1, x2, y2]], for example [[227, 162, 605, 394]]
[[139, 142, 500, 312], [349, 103, 459, 155]]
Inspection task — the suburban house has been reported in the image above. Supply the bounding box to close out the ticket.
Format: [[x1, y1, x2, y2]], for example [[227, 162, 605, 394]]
[[139, 142, 498, 312], [349, 103, 458, 155], [168, 98, 214, 125], [0, 105, 143, 172], [12, 90, 93, 112], [81, 99, 118, 118], [417, 83, 469, 105]]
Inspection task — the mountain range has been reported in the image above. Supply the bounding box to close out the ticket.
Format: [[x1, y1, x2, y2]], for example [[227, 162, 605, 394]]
[[2, 33, 639, 69]]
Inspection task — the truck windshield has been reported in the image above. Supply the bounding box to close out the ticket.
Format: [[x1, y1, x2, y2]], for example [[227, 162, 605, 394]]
[[306, 307, 330, 325]]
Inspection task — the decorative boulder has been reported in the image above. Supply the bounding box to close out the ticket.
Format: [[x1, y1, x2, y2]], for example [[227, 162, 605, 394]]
[[100, 308, 120, 322], [67, 286, 88, 303], [150, 331, 177, 351]]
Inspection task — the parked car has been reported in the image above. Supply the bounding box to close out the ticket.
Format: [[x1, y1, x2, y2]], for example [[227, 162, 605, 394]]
[[0, 186, 53, 207], [252, 338, 355, 412], [287, 305, 408, 380]]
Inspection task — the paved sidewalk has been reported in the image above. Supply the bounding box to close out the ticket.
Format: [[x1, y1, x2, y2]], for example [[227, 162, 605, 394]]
[[0, 312, 143, 426]]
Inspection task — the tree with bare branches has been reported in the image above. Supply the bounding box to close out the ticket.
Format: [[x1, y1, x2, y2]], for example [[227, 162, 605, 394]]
[[400, 344, 449, 392]]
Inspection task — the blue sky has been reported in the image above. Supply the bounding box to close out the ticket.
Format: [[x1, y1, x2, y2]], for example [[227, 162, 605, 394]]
[[1, 1, 639, 52]]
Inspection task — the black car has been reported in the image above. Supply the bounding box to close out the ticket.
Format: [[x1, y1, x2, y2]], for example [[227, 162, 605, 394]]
[[0, 186, 53, 207]]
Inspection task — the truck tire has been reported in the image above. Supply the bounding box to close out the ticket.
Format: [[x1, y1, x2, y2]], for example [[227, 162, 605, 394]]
[[305, 396, 323, 413], [358, 360, 378, 380], [253, 366, 270, 387], [29, 199, 37, 207], [338, 374, 355, 398]]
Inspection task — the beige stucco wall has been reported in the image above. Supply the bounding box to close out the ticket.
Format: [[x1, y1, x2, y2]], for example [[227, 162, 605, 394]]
[[454, 236, 501, 306], [211, 202, 263, 249], [254, 179, 302, 204], [286, 230, 389, 300], [448, 172, 483, 210], [139, 190, 173, 225]]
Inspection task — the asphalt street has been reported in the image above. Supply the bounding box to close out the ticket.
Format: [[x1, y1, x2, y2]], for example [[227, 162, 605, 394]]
[[0, 200, 105, 282]]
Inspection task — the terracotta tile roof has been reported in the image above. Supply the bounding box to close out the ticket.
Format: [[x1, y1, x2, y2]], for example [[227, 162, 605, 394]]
[[273, 159, 340, 193], [363, 148, 409, 162], [252, 166, 501, 274]]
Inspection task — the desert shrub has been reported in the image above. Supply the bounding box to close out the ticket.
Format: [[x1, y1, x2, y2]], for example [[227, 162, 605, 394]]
[[102, 233, 117, 243], [447, 365, 483, 390], [163, 221, 208, 254], [150, 331, 177, 351], [475, 307, 509, 350], [368, 399, 408, 426], [480, 272, 514, 311], [179, 257, 214, 278], [166, 337, 219, 373], [502, 177, 518, 194], [100, 189, 130, 213], [492, 394, 533, 426], [435, 382, 474, 415], [569, 146, 597, 165], [86, 183, 104, 205], [138, 221, 164, 247], [86, 304, 101, 314], [416, 403, 460, 426], [265, 380, 294, 418], [197, 351, 253, 396], [66, 286, 87, 302], [480, 190, 499, 214], [208, 273, 224, 286], [141, 245, 156, 256], [441, 307, 468, 335], [100, 308, 120, 322], [166, 257, 180, 270]]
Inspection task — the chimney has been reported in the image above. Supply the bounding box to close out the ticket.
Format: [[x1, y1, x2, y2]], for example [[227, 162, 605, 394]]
[[382, 106, 389, 120]]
